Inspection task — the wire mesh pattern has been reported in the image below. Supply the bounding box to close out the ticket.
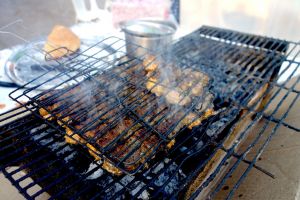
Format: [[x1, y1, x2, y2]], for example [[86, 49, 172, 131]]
[[0, 26, 299, 199], [9, 38, 227, 174]]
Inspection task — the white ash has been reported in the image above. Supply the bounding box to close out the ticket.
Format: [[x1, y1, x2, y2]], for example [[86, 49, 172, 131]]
[[86, 168, 103, 180], [147, 158, 186, 195], [64, 151, 77, 163], [48, 141, 65, 151], [142, 167, 152, 178], [85, 161, 104, 180], [118, 195, 126, 200], [179, 146, 187, 152], [178, 169, 185, 177], [130, 181, 149, 200], [153, 162, 164, 174], [120, 175, 134, 185], [30, 124, 47, 134], [113, 183, 124, 193], [56, 145, 73, 156], [85, 162, 98, 173], [104, 177, 150, 200], [164, 176, 179, 194], [31, 131, 49, 142], [30, 125, 74, 155], [97, 175, 114, 188], [31, 125, 48, 140], [85, 160, 103, 172], [154, 172, 168, 187], [39, 137, 54, 146], [206, 117, 229, 137], [138, 189, 150, 200], [30, 124, 60, 147], [152, 158, 173, 175], [153, 161, 186, 195], [105, 182, 124, 200], [180, 146, 195, 155], [195, 141, 204, 151], [130, 181, 144, 196]]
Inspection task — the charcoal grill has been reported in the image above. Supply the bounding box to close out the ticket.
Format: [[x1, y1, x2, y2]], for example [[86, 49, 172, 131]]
[[0, 26, 299, 199]]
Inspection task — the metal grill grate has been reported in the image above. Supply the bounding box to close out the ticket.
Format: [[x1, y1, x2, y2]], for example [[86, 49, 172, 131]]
[[0, 26, 299, 199]]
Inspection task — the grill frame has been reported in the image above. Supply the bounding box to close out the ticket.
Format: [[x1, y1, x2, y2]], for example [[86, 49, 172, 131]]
[[7, 26, 290, 174], [0, 26, 299, 199]]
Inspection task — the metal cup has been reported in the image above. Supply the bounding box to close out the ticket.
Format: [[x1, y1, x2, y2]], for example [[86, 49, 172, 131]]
[[120, 19, 177, 57]]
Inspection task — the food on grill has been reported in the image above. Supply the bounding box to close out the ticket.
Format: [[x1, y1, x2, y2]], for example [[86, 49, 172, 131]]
[[65, 127, 82, 144], [165, 90, 191, 105], [83, 121, 160, 175], [39, 91, 215, 175], [37, 56, 217, 175], [2, 23, 291, 200], [143, 56, 210, 106], [143, 55, 158, 72], [44, 25, 80, 59]]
